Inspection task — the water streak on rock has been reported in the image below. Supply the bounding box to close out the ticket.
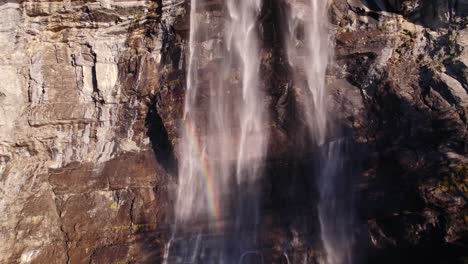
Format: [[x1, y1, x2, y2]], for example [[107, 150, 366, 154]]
[[284, 1, 353, 263], [173, 0, 268, 261]]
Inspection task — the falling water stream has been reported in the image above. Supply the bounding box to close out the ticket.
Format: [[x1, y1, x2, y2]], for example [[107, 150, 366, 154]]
[[177, 0, 266, 225], [169, 0, 268, 262], [284, 1, 353, 263], [167, 0, 353, 263]]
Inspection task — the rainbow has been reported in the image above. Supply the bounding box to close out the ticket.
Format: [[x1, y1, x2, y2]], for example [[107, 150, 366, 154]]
[[183, 120, 222, 226]]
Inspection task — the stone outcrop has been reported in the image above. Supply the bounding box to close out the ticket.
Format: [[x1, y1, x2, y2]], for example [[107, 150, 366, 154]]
[[0, 0, 466, 263]]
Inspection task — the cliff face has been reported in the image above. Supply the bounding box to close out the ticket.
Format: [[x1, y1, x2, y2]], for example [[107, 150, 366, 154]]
[[0, 0, 466, 263], [331, 1, 468, 262], [0, 0, 184, 262]]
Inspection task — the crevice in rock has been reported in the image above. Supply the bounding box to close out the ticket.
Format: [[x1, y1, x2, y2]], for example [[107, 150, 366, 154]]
[[84, 43, 105, 105], [145, 96, 177, 175], [91, 65, 98, 97], [129, 196, 136, 224]]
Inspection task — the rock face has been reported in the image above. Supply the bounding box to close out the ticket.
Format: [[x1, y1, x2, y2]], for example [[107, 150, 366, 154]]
[[331, 1, 468, 262], [0, 0, 466, 263], [0, 0, 183, 262]]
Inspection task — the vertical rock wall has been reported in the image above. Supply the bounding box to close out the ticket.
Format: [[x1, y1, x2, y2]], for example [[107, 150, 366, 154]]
[[0, 1, 187, 262]]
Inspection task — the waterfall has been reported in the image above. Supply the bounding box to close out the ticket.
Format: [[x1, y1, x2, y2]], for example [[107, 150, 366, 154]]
[[284, 0, 353, 263], [171, 0, 267, 262], [284, 0, 329, 145], [169, 0, 353, 263], [318, 140, 354, 264]]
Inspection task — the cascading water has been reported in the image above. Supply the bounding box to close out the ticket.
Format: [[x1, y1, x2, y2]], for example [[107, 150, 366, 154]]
[[169, 0, 267, 262], [284, 0, 353, 263], [168, 0, 353, 263], [284, 0, 329, 145], [318, 140, 354, 264]]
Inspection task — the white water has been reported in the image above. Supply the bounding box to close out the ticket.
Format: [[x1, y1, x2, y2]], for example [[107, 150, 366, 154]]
[[284, 1, 353, 263], [226, 0, 266, 187], [318, 140, 354, 264], [174, 0, 267, 250], [171, 0, 352, 263], [284, 0, 330, 145]]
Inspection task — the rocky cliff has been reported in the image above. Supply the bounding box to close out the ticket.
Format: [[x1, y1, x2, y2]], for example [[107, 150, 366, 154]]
[[0, 0, 183, 262], [0, 0, 466, 263]]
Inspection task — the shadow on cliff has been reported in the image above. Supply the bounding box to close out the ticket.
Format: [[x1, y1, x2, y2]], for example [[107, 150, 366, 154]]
[[145, 96, 178, 175], [139, 0, 179, 176], [119, 0, 179, 262], [342, 47, 467, 263]]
